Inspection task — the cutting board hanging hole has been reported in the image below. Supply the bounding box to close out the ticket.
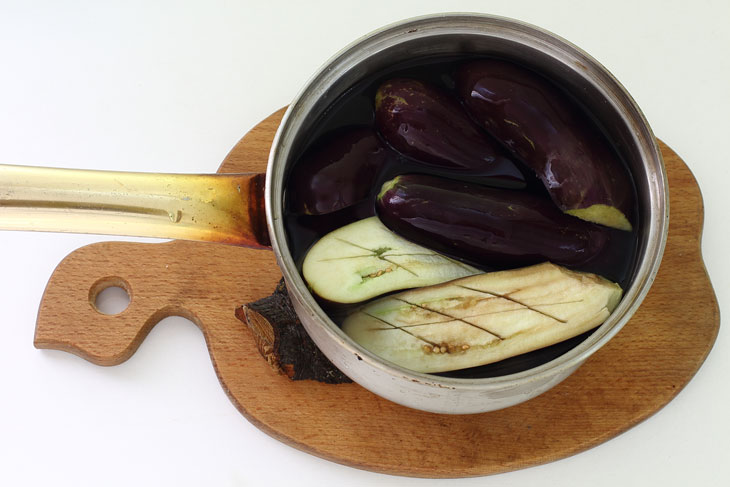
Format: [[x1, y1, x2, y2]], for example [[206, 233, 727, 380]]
[[89, 277, 131, 315]]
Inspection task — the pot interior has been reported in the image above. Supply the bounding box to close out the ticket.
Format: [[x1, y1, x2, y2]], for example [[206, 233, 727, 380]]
[[268, 15, 666, 381]]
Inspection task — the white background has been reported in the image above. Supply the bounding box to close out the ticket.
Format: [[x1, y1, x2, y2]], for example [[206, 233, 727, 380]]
[[1, 1, 729, 486]]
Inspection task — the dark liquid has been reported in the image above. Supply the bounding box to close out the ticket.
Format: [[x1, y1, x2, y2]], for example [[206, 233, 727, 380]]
[[283, 55, 640, 378]]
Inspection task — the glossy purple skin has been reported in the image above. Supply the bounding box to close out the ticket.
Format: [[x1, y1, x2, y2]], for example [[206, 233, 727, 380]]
[[289, 127, 391, 215], [456, 60, 633, 225], [374, 78, 525, 186], [376, 174, 609, 268]]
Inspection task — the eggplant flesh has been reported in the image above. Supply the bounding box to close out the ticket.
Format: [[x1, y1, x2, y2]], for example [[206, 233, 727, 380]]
[[342, 262, 622, 373], [288, 127, 392, 215], [456, 60, 633, 231], [374, 78, 525, 188], [301, 216, 479, 304], [376, 174, 609, 268]]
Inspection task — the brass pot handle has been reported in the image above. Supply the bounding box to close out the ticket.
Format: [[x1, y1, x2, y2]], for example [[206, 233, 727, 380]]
[[0, 164, 270, 248]]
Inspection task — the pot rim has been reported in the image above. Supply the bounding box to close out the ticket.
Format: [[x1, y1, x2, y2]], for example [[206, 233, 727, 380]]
[[265, 13, 668, 392]]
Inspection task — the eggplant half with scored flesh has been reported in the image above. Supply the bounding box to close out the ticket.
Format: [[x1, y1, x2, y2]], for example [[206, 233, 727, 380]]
[[342, 262, 622, 373], [302, 216, 479, 304]]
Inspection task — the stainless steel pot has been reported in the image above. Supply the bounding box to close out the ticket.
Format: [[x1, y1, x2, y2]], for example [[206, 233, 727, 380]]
[[266, 13, 668, 414]]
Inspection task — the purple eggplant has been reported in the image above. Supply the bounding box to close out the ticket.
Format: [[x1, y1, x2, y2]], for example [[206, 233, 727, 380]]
[[376, 174, 609, 268], [374, 78, 525, 187], [288, 127, 392, 215], [456, 60, 634, 231]]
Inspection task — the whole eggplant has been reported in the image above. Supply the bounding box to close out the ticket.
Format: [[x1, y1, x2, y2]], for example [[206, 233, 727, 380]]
[[374, 78, 525, 188], [456, 60, 634, 231], [288, 127, 392, 215], [376, 174, 609, 268]]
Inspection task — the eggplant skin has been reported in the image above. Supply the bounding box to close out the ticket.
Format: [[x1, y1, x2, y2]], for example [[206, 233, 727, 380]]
[[376, 174, 610, 268], [456, 60, 633, 231], [374, 78, 525, 187], [288, 127, 391, 215]]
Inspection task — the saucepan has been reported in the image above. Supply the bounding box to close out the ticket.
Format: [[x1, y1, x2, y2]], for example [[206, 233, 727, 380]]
[[0, 14, 668, 413]]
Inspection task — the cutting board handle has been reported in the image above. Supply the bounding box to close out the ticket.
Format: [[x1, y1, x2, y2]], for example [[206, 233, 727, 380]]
[[34, 241, 199, 365], [33, 237, 282, 366]]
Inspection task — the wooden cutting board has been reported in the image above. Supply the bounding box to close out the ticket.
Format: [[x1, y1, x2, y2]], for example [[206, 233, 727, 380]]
[[33, 108, 720, 478]]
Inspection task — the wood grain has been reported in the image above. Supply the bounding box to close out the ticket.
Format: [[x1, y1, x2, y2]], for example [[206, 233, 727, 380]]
[[34, 107, 719, 478]]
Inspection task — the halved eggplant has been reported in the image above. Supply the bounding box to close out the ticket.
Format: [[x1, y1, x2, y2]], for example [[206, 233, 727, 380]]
[[374, 78, 525, 188], [376, 174, 609, 268], [288, 127, 392, 215], [302, 216, 479, 303], [456, 60, 634, 230], [342, 262, 622, 373]]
